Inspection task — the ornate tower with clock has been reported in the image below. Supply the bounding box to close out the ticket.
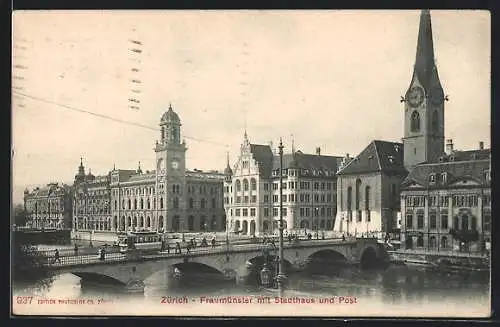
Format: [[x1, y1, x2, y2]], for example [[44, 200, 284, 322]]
[[154, 104, 187, 232], [402, 10, 446, 171]]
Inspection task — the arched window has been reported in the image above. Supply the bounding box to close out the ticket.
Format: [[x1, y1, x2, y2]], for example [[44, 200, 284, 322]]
[[134, 199, 137, 210], [431, 110, 439, 132], [453, 216, 459, 230], [161, 127, 165, 140], [235, 180, 241, 192], [160, 198, 164, 209], [411, 111, 420, 132], [140, 198, 144, 209], [429, 236, 436, 249], [355, 179, 361, 210], [173, 197, 179, 209], [417, 235, 424, 247], [147, 199, 150, 209], [188, 216, 194, 231], [365, 186, 371, 210], [128, 199, 131, 210], [441, 236, 448, 249], [347, 186, 352, 211], [114, 200, 117, 210], [243, 179, 249, 191], [250, 178, 257, 191], [461, 215, 469, 230], [200, 216, 207, 231]]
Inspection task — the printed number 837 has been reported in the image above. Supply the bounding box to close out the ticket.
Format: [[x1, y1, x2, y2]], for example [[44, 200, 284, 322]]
[[16, 296, 33, 304]]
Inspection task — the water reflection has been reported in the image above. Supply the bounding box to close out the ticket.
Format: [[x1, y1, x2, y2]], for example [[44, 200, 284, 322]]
[[13, 263, 489, 308]]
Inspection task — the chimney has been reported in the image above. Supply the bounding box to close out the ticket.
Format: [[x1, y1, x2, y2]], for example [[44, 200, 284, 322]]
[[479, 141, 484, 150], [316, 147, 321, 155], [445, 139, 454, 155]]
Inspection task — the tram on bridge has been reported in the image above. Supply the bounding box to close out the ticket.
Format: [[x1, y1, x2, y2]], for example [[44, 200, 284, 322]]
[[118, 231, 162, 254]]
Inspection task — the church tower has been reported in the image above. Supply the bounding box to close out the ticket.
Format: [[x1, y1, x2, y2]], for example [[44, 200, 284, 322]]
[[154, 104, 187, 232], [402, 10, 446, 170]]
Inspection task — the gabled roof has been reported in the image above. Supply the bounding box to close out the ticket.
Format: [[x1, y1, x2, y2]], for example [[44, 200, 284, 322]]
[[249, 144, 274, 177], [338, 140, 407, 176], [272, 151, 343, 174]]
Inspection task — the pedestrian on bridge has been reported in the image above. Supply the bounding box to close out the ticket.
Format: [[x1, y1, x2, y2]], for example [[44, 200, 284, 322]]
[[166, 242, 170, 254], [211, 237, 216, 248], [74, 244, 78, 256], [175, 242, 181, 254], [53, 249, 61, 264]]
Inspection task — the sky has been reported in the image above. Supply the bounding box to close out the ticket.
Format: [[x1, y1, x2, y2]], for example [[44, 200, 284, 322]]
[[11, 10, 491, 204]]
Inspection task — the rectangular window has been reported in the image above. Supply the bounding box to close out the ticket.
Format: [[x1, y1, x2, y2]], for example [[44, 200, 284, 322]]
[[430, 214, 437, 229], [406, 215, 413, 229], [273, 207, 279, 217], [273, 195, 279, 203], [242, 208, 248, 217], [282, 208, 287, 216], [441, 214, 448, 229], [264, 183, 269, 191], [250, 208, 256, 216], [264, 195, 269, 203], [244, 196, 249, 203], [273, 183, 279, 190], [251, 195, 257, 203], [235, 209, 240, 217], [305, 208, 310, 217], [300, 194, 304, 202], [417, 214, 424, 229], [282, 183, 287, 190], [484, 214, 491, 231], [281, 195, 287, 203], [300, 208, 305, 216], [236, 196, 241, 204], [264, 208, 269, 217]]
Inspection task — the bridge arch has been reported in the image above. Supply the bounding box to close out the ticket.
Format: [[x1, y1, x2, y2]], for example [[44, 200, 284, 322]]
[[307, 249, 348, 263], [71, 272, 126, 286], [359, 245, 380, 269]]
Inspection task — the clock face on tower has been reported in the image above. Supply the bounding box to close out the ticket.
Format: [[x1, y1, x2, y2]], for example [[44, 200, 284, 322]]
[[430, 86, 444, 106], [407, 86, 425, 108], [171, 160, 179, 170]]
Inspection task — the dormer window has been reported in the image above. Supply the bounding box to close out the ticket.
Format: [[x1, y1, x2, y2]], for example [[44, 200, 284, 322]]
[[429, 174, 436, 184], [441, 172, 448, 183], [449, 156, 455, 162]]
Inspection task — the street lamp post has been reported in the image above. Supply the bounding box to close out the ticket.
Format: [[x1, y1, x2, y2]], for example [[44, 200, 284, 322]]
[[315, 207, 319, 240], [277, 138, 287, 294]]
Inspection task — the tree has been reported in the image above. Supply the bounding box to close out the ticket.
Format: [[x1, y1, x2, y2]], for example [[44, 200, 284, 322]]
[[12, 203, 28, 227]]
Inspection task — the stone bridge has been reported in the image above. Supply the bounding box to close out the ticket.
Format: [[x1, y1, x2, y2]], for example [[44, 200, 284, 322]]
[[49, 238, 388, 293]]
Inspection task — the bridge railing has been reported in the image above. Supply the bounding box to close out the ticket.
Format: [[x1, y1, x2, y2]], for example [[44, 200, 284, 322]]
[[40, 236, 358, 268], [34, 246, 122, 258]]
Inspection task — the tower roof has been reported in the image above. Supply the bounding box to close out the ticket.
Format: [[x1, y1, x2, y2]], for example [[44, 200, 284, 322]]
[[412, 10, 440, 89], [160, 103, 180, 124]]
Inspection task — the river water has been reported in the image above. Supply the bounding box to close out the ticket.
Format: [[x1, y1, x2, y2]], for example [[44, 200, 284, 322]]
[[12, 260, 490, 318]]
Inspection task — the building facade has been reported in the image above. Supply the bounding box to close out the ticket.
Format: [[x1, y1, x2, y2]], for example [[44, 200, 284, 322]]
[[224, 132, 342, 236], [23, 183, 73, 229], [71, 104, 226, 234], [72, 159, 112, 232], [334, 141, 408, 236], [400, 142, 491, 252]]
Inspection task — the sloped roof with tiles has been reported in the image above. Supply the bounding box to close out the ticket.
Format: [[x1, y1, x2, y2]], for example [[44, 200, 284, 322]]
[[402, 149, 491, 189], [338, 140, 407, 176]]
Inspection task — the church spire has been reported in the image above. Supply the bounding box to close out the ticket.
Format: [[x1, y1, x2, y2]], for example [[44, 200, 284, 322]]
[[413, 10, 439, 89]]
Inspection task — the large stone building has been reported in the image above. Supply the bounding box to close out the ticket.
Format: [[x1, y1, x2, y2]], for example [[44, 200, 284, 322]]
[[224, 132, 343, 236], [23, 183, 73, 229], [400, 141, 491, 252], [72, 159, 112, 231], [334, 141, 408, 236], [71, 105, 226, 235]]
